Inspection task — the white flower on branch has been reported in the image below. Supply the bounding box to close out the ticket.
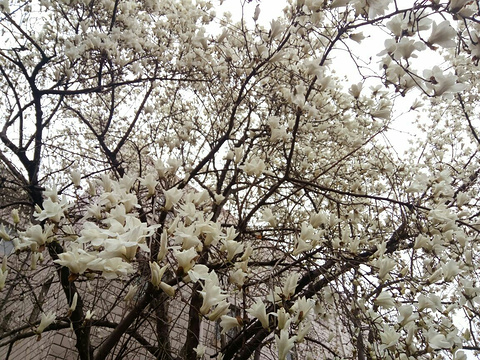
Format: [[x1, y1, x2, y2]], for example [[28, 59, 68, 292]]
[[207, 300, 230, 321], [449, 0, 471, 13], [379, 324, 400, 351], [423, 66, 466, 97], [140, 173, 158, 197], [149, 262, 168, 288], [374, 291, 396, 308], [220, 315, 241, 334], [174, 247, 198, 275], [247, 299, 270, 329], [427, 20, 457, 49], [240, 157, 266, 177], [36, 311, 56, 335], [365, 0, 391, 19], [0, 224, 10, 241], [34, 196, 71, 223], [163, 187, 183, 210], [199, 272, 228, 315], [0, 268, 8, 291], [275, 328, 297, 360]]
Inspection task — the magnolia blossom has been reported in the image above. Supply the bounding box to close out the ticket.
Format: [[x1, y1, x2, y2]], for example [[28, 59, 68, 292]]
[[36, 311, 56, 334], [0, 224, 10, 241], [423, 66, 466, 97], [53, 243, 96, 275], [297, 322, 312, 342], [275, 308, 291, 330], [34, 196, 71, 222], [426, 328, 452, 349], [164, 187, 182, 210], [291, 297, 314, 323], [442, 260, 461, 282], [149, 262, 168, 288], [292, 235, 312, 256], [379, 324, 400, 351], [275, 328, 297, 360], [140, 173, 158, 196], [449, 0, 471, 13], [247, 300, 270, 329], [427, 21, 456, 49], [69, 293, 78, 314], [365, 0, 391, 19], [208, 300, 230, 321], [282, 273, 300, 299], [193, 344, 206, 358], [330, 0, 349, 8], [222, 239, 244, 261], [220, 315, 241, 334], [374, 291, 395, 308], [87, 257, 134, 279], [240, 157, 265, 177], [199, 272, 228, 314], [397, 305, 418, 326], [124, 285, 138, 302], [174, 247, 197, 274], [70, 169, 81, 187], [0, 268, 7, 290], [85, 310, 95, 321]]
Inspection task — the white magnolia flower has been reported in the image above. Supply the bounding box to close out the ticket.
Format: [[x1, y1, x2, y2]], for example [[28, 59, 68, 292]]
[[253, 4, 260, 21], [159, 282, 175, 297], [393, 38, 426, 60], [442, 260, 461, 282], [247, 299, 270, 329], [0, 224, 10, 241], [149, 262, 168, 288], [174, 247, 197, 274], [11, 209, 20, 224], [194, 344, 206, 358], [36, 311, 56, 334], [379, 324, 400, 351], [423, 66, 466, 97], [275, 308, 291, 330], [397, 305, 418, 326], [124, 285, 138, 302], [220, 315, 241, 334], [222, 239, 244, 261], [426, 328, 452, 349], [199, 272, 228, 314], [427, 20, 456, 49], [85, 310, 95, 321], [282, 273, 300, 299], [449, 0, 471, 13], [240, 157, 265, 177], [164, 187, 182, 210], [208, 300, 230, 321], [330, 0, 350, 8], [0, 268, 8, 290], [70, 169, 81, 187], [366, 0, 391, 19], [374, 291, 396, 308], [292, 235, 312, 256], [229, 268, 247, 287], [275, 328, 297, 360], [34, 196, 71, 222], [140, 173, 158, 196], [297, 322, 312, 342], [291, 297, 314, 322], [53, 243, 97, 275], [69, 293, 78, 313], [87, 257, 134, 279]]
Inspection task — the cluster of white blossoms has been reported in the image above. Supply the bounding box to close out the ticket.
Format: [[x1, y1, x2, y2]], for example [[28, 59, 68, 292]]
[[4, 0, 480, 358]]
